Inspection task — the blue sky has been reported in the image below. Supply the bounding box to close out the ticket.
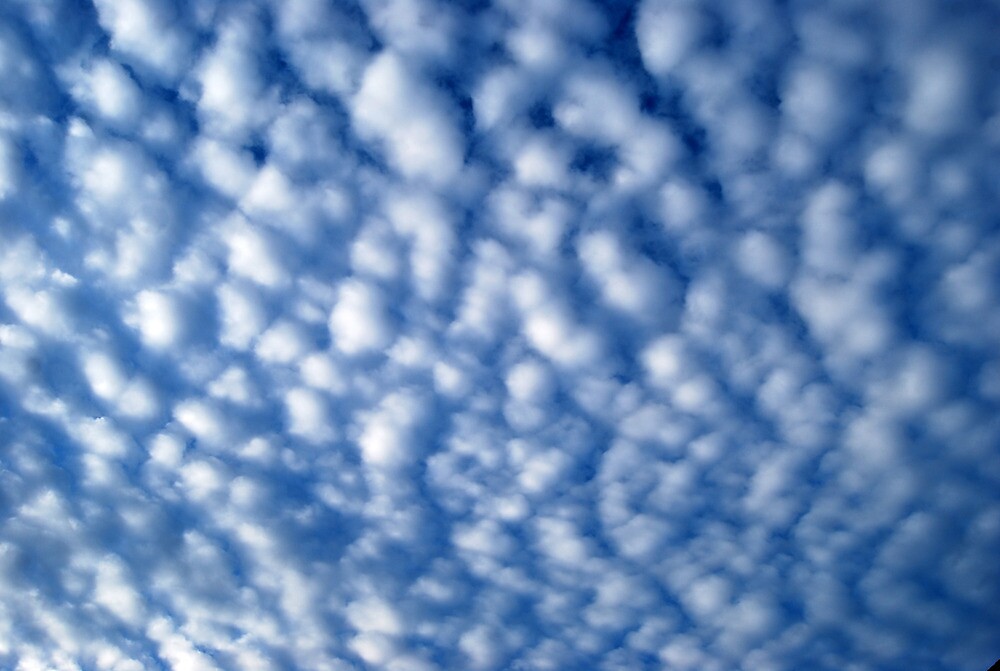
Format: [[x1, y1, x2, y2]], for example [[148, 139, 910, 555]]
[[0, 0, 998, 669]]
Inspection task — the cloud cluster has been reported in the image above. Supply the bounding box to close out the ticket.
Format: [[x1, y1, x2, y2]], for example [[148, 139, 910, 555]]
[[0, 0, 998, 670]]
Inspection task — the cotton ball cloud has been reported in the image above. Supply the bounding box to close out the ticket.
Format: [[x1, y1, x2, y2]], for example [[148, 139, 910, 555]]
[[659, 178, 711, 233], [190, 138, 258, 200], [81, 350, 159, 419], [351, 219, 404, 281], [636, 0, 708, 76], [224, 219, 290, 289], [285, 387, 337, 444], [69, 134, 165, 221], [208, 366, 261, 407], [128, 290, 188, 350], [578, 230, 679, 326], [217, 281, 268, 350], [92, 0, 192, 81], [329, 279, 395, 356], [4, 285, 75, 338], [70, 58, 143, 130], [92, 554, 145, 625], [194, 11, 276, 142], [734, 231, 790, 290], [780, 59, 857, 144], [488, 187, 571, 257], [357, 390, 428, 469], [555, 69, 680, 186], [506, 23, 569, 73], [384, 190, 457, 302], [473, 66, 534, 131], [800, 181, 862, 276], [792, 267, 897, 370], [298, 352, 347, 395], [255, 319, 312, 366], [449, 238, 515, 342], [642, 335, 693, 390], [239, 166, 309, 236], [0, 1, 996, 669], [506, 358, 555, 405], [174, 398, 232, 449], [512, 133, 571, 189], [905, 44, 975, 136], [352, 51, 465, 185], [504, 357, 556, 431], [363, 0, 459, 62], [512, 271, 604, 369], [271, 0, 370, 97]]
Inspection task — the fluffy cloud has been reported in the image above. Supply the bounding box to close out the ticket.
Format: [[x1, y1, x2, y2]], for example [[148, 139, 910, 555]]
[[352, 51, 466, 185], [0, 1, 997, 670]]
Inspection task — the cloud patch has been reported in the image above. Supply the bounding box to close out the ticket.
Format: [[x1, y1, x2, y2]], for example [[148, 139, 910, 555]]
[[0, 1, 997, 670]]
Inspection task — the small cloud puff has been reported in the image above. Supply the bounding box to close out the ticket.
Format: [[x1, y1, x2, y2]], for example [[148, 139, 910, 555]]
[[329, 279, 395, 356], [352, 52, 466, 185]]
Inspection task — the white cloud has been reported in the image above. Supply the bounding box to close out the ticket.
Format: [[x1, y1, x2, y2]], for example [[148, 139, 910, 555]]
[[329, 279, 395, 356], [512, 133, 570, 189], [362, 0, 458, 62], [384, 190, 457, 302], [174, 398, 231, 448], [473, 66, 534, 131], [734, 230, 790, 289], [216, 281, 268, 350], [298, 352, 347, 395], [130, 290, 187, 349], [92, 0, 191, 81], [93, 555, 145, 625], [505, 357, 554, 404], [194, 11, 275, 142], [285, 387, 337, 444], [224, 217, 290, 289], [636, 0, 707, 76], [0, 2, 996, 670], [905, 45, 974, 136], [449, 239, 514, 341], [642, 335, 692, 389], [81, 350, 160, 419], [488, 187, 570, 257], [512, 271, 604, 368], [578, 231, 679, 324], [346, 595, 404, 636], [190, 138, 257, 200], [254, 319, 312, 365], [70, 58, 143, 130], [208, 366, 260, 407], [352, 51, 465, 185], [780, 59, 857, 143], [357, 390, 427, 469], [4, 286, 73, 337], [268, 0, 372, 99]]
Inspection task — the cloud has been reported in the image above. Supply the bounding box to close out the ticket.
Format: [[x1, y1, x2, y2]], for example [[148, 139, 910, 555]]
[[329, 279, 395, 356], [0, 1, 997, 670], [635, 0, 708, 76], [352, 51, 466, 185], [92, 0, 193, 82], [193, 10, 276, 143]]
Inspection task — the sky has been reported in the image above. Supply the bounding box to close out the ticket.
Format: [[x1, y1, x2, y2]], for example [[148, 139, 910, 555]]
[[0, 0, 998, 669]]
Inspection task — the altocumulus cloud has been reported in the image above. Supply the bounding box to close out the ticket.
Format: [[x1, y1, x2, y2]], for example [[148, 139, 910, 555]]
[[0, 0, 998, 670]]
